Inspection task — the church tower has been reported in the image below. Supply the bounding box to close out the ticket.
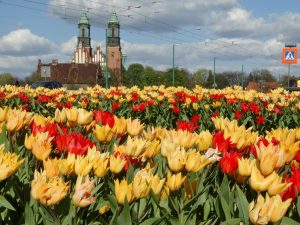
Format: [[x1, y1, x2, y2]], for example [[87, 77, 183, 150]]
[[75, 12, 92, 63], [107, 10, 122, 84]]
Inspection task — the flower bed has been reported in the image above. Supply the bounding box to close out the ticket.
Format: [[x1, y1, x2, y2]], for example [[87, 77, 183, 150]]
[[0, 85, 299, 224]]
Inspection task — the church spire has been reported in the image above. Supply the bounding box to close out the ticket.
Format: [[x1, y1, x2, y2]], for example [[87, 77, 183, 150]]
[[77, 11, 91, 48]]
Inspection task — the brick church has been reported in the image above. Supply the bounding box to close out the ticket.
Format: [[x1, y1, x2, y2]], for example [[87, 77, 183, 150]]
[[37, 10, 123, 87]]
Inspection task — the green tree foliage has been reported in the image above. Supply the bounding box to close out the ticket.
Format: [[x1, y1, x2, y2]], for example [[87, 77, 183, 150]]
[[0, 73, 17, 85], [123, 64, 144, 87], [246, 69, 276, 85], [191, 69, 209, 87], [24, 72, 42, 84], [164, 68, 190, 87]]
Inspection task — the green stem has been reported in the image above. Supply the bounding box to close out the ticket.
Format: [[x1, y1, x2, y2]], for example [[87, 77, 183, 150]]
[[136, 200, 140, 224]]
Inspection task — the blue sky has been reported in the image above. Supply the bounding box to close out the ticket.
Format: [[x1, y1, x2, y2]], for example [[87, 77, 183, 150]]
[[0, 0, 299, 79]]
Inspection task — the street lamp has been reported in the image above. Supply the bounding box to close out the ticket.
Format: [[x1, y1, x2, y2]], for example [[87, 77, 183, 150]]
[[105, 28, 109, 89], [172, 44, 175, 86], [212, 57, 217, 88]]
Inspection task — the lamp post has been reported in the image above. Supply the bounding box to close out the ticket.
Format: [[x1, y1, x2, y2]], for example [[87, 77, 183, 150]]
[[172, 44, 175, 86], [212, 57, 217, 88], [105, 28, 109, 89]]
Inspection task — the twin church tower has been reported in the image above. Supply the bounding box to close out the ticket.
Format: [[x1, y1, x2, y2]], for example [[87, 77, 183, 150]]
[[74, 10, 122, 83], [37, 10, 122, 86]]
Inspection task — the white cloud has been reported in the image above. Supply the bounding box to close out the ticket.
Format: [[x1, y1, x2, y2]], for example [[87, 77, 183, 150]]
[[0, 29, 55, 56]]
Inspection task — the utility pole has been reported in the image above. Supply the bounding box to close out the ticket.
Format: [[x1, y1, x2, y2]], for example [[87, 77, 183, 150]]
[[172, 44, 175, 86], [212, 57, 217, 88], [105, 28, 109, 89], [287, 63, 291, 87], [241, 64, 244, 88]]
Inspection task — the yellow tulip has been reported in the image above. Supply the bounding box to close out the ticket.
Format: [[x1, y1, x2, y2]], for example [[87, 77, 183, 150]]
[[167, 147, 186, 172], [72, 176, 96, 208], [166, 172, 186, 192], [0, 106, 8, 122], [124, 136, 150, 157], [99, 204, 110, 215], [166, 130, 198, 148], [238, 158, 256, 177], [31, 170, 69, 206], [269, 195, 292, 223], [43, 158, 60, 178], [249, 194, 292, 224], [160, 185, 170, 200], [250, 165, 277, 192], [54, 108, 67, 123], [65, 107, 78, 123], [256, 143, 279, 176], [74, 156, 93, 176], [126, 118, 144, 136], [94, 124, 114, 143], [114, 179, 134, 205], [185, 150, 211, 173], [197, 130, 212, 151], [0, 145, 24, 181], [112, 116, 127, 135], [142, 139, 161, 158], [109, 154, 126, 174], [77, 108, 93, 125], [142, 126, 156, 141], [93, 154, 109, 178], [57, 154, 76, 175], [132, 169, 151, 199], [150, 174, 165, 195], [32, 114, 51, 126], [267, 174, 292, 196], [161, 139, 178, 157], [24, 133, 34, 150], [31, 132, 53, 161], [6, 108, 28, 132]]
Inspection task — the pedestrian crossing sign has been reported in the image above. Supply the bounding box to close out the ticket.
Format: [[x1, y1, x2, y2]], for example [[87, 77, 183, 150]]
[[282, 47, 298, 64]]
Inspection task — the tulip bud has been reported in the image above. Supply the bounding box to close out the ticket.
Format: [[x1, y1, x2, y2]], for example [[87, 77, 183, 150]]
[[166, 172, 186, 192], [72, 176, 95, 208], [238, 158, 256, 177], [185, 150, 211, 173], [77, 108, 93, 125], [114, 179, 134, 205], [167, 147, 186, 172], [132, 169, 151, 199]]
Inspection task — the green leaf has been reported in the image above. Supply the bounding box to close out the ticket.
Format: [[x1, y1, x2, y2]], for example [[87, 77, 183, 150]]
[[235, 185, 249, 225], [220, 218, 241, 225], [203, 199, 210, 221], [0, 195, 15, 211], [219, 195, 231, 220], [25, 203, 36, 225], [280, 217, 300, 225], [139, 217, 163, 225], [297, 195, 300, 217], [116, 199, 132, 225]]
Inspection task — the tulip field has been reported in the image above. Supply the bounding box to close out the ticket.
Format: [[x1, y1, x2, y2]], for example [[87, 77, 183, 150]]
[[0, 84, 300, 225]]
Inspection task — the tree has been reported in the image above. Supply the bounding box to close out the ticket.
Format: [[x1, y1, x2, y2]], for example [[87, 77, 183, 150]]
[[164, 68, 190, 87], [192, 69, 209, 87], [0, 73, 17, 85], [143, 66, 158, 86], [123, 64, 144, 87], [24, 72, 42, 84], [246, 69, 276, 85]]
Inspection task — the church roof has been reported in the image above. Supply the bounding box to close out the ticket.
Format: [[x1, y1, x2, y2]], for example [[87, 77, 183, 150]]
[[78, 12, 89, 25], [108, 10, 119, 24]]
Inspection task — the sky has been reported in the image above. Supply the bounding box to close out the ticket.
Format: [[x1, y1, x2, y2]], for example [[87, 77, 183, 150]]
[[0, 0, 300, 79]]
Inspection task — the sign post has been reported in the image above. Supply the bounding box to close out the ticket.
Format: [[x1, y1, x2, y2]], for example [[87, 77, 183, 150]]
[[282, 44, 298, 87]]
